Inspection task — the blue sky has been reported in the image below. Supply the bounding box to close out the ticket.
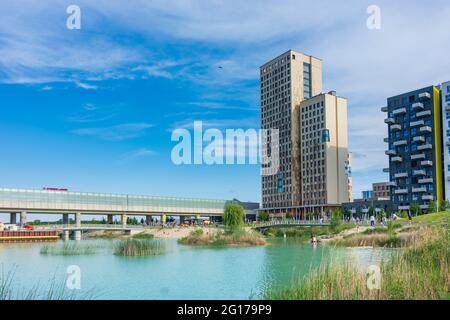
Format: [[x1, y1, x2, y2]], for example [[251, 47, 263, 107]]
[[1, 0, 450, 205]]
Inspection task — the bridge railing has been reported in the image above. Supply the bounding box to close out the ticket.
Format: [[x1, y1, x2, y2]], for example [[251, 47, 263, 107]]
[[36, 224, 145, 230]]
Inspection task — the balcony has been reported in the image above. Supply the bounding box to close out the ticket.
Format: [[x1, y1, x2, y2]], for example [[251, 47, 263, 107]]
[[418, 178, 433, 184], [418, 92, 431, 100], [417, 143, 432, 151], [422, 195, 434, 201], [410, 120, 424, 127], [411, 153, 426, 160], [384, 117, 395, 124], [393, 107, 407, 115], [385, 149, 396, 156], [416, 110, 431, 118], [413, 136, 425, 143], [386, 181, 397, 187], [446, 105, 450, 112], [391, 124, 402, 131], [421, 160, 433, 167], [413, 170, 426, 176], [420, 205, 429, 210], [394, 172, 408, 178], [412, 187, 427, 193], [382, 168, 390, 173], [412, 102, 424, 110], [398, 205, 410, 210], [383, 137, 389, 143], [381, 106, 388, 112], [394, 189, 408, 195], [420, 126, 432, 133], [446, 141, 450, 147], [392, 156, 402, 162], [393, 140, 407, 147]]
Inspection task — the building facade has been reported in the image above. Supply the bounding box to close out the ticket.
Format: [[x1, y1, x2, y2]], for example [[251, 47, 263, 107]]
[[372, 182, 390, 199], [441, 81, 450, 200], [383, 85, 443, 212], [299, 92, 352, 209], [260, 50, 322, 212], [260, 50, 351, 216]]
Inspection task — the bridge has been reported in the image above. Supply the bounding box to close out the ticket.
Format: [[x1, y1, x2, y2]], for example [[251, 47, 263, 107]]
[[36, 224, 145, 240], [0, 187, 234, 239], [253, 220, 332, 230]]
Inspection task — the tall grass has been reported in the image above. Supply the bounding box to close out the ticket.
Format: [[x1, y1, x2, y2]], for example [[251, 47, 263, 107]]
[[113, 239, 165, 256], [40, 242, 99, 256], [1, 266, 96, 300], [267, 224, 450, 300]]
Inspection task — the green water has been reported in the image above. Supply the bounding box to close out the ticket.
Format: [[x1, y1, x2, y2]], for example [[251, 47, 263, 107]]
[[0, 239, 391, 300]]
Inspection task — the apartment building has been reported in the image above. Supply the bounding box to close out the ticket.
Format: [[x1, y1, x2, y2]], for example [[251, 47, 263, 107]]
[[260, 50, 322, 212], [441, 81, 450, 200], [383, 85, 443, 212], [260, 50, 351, 216], [299, 92, 352, 208]]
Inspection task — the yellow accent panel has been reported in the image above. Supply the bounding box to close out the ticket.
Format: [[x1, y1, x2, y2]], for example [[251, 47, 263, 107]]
[[433, 87, 443, 203]]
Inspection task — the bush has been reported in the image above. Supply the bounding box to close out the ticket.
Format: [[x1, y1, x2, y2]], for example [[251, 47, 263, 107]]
[[114, 240, 164, 256], [330, 208, 342, 229]]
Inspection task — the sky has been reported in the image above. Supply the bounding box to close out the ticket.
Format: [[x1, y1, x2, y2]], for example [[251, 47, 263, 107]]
[[1, 0, 450, 209]]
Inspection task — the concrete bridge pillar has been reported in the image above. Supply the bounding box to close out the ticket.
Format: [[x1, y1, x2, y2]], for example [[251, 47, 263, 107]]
[[20, 211, 27, 227], [179, 216, 185, 224], [63, 213, 69, 225], [63, 230, 70, 241], [74, 230, 82, 241], [107, 214, 114, 224], [146, 215, 152, 225], [121, 214, 127, 228], [161, 214, 167, 224], [75, 212, 82, 227], [10, 213, 17, 225]]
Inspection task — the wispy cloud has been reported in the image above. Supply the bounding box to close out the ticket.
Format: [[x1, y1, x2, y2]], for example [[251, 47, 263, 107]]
[[75, 82, 98, 90], [120, 148, 156, 161], [67, 104, 119, 123], [72, 123, 154, 141]]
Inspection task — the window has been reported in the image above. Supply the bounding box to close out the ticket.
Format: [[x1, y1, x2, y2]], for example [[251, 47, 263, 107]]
[[277, 173, 283, 193], [322, 129, 330, 142]]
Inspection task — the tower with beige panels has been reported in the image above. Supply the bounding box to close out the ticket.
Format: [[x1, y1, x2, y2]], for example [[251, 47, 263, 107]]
[[260, 50, 350, 216]]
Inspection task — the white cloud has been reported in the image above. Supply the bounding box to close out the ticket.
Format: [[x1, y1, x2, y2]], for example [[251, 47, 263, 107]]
[[72, 123, 154, 141]]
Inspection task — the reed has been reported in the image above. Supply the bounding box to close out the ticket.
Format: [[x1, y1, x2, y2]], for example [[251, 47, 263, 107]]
[[40, 242, 99, 256], [113, 239, 165, 256]]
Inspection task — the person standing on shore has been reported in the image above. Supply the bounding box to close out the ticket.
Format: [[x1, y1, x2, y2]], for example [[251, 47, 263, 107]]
[[370, 215, 375, 227]]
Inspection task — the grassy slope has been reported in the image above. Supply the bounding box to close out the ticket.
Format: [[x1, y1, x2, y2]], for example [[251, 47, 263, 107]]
[[267, 224, 450, 300], [411, 211, 450, 223]]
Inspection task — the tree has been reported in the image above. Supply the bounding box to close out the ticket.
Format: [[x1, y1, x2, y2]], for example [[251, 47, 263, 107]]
[[258, 211, 270, 222], [439, 200, 449, 212], [410, 203, 421, 216], [427, 200, 436, 214], [331, 208, 342, 228], [223, 203, 245, 229]]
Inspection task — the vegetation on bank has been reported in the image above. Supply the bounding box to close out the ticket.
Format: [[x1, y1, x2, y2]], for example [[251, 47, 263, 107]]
[[178, 228, 266, 247], [409, 211, 450, 223], [113, 239, 165, 256], [40, 243, 99, 256], [131, 232, 155, 239], [267, 224, 450, 300], [264, 223, 356, 241], [179, 203, 266, 247]]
